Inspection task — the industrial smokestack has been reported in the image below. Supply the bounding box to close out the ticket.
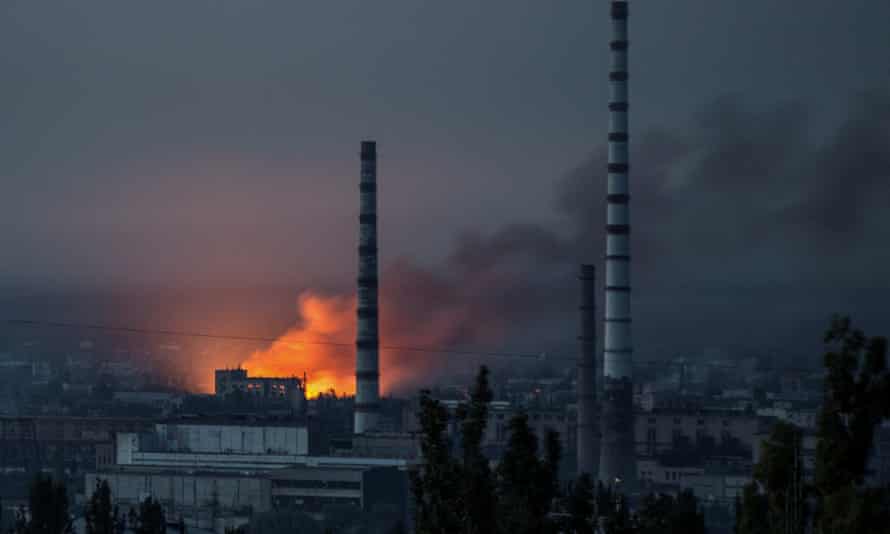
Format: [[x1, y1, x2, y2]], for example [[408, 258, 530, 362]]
[[577, 264, 600, 480], [600, 0, 635, 488], [355, 140, 380, 434]]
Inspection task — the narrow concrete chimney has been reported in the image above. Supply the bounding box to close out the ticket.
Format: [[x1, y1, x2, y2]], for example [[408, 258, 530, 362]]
[[577, 264, 600, 480], [355, 140, 380, 434], [600, 0, 635, 488]]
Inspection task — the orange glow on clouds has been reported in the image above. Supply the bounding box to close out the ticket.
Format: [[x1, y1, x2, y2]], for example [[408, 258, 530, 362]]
[[240, 293, 357, 398]]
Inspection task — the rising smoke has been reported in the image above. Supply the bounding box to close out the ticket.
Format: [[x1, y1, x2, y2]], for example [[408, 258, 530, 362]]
[[190, 89, 890, 394]]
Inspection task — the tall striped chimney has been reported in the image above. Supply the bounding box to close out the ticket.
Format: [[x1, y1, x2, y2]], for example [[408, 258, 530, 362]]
[[355, 140, 380, 434], [577, 264, 600, 480], [600, 0, 635, 487]]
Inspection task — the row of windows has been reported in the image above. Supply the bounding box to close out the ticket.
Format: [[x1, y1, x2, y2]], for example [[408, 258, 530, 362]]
[[648, 417, 733, 427], [273, 479, 360, 490], [665, 471, 683, 481], [639, 470, 687, 482], [645, 429, 735, 442], [273, 495, 360, 511], [493, 413, 566, 422]]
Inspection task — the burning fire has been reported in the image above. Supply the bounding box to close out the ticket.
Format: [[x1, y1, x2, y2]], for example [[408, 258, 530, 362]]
[[241, 293, 357, 398], [232, 266, 508, 399]]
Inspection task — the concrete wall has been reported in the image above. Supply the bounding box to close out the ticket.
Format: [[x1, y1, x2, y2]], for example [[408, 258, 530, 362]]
[[85, 471, 272, 514], [156, 423, 308, 455], [271, 467, 363, 510], [634, 411, 759, 457], [636, 458, 752, 504]]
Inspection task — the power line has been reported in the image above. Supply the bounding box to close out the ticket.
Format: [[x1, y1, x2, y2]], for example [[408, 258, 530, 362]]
[[3, 319, 822, 373], [3, 319, 552, 360]]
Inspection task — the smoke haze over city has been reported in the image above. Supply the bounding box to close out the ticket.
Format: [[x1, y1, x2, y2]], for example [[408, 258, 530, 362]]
[[2, 2, 890, 533]]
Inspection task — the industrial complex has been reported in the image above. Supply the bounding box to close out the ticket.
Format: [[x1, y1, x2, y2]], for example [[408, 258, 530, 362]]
[[2, 1, 887, 533]]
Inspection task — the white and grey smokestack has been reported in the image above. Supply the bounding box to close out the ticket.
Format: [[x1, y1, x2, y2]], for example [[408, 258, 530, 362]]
[[600, 0, 635, 487], [577, 264, 600, 480], [355, 140, 380, 434]]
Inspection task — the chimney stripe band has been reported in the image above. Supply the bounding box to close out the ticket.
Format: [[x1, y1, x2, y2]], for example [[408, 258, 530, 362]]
[[609, 71, 629, 81], [611, 2, 628, 19], [606, 286, 631, 292], [606, 224, 630, 234], [609, 102, 629, 112], [607, 193, 630, 203], [356, 371, 379, 380]]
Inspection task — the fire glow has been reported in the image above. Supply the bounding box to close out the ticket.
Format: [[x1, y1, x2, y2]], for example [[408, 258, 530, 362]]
[[229, 271, 508, 399], [240, 293, 358, 398]]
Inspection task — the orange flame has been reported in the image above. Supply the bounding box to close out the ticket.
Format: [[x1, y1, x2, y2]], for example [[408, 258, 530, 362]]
[[241, 292, 357, 398]]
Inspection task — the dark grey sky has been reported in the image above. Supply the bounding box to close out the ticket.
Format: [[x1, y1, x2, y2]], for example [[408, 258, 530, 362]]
[[3, 0, 887, 289], [1, 1, 889, 369]]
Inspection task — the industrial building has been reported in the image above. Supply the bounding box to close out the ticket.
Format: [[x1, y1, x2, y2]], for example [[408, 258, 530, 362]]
[[0, 415, 152, 473], [213, 368, 306, 413], [634, 410, 761, 459], [86, 415, 413, 531]]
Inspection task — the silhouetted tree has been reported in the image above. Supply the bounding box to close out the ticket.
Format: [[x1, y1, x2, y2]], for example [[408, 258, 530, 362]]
[[248, 511, 321, 534], [749, 421, 805, 534], [20, 475, 71, 534], [411, 391, 461, 534], [126, 508, 137, 531], [669, 490, 706, 534], [496, 412, 558, 534], [816, 317, 890, 483], [113, 507, 125, 534], [412, 366, 565, 534], [565, 474, 595, 534], [135, 498, 165, 534], [813, 317, 890, 533], [737, 317, 890, 533], [600, 491, 633, 534], [454, 365, 497, 534], [735, 482, 772, 534], [86, 480, 115, 534]]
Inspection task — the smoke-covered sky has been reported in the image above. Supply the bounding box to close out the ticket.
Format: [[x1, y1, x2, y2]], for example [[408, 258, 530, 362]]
[[2, 1, 889, 373]]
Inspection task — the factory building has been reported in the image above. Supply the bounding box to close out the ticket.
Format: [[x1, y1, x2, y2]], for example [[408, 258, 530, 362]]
[[87, 464, 408, 530], [0, 415, 151, 473], [214, 369, 306, 413], [86, 469, 272, 517], [86, 416, 412, 531], [115, 418, 310, 468], [634, 410, 761, 459]]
